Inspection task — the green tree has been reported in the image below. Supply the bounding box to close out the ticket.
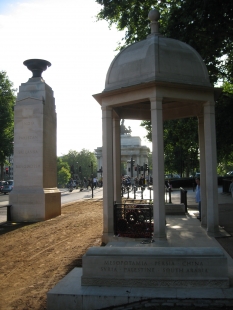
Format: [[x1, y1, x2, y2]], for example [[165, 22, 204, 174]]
[[141, 118, 199, 177], [61, 149, 97, 181], [163, 118, 199, 177], [215, 90, 233, 165], [0, 71, 15, 179], [57, 157, 71, 187], [57, 167, 71, 187]]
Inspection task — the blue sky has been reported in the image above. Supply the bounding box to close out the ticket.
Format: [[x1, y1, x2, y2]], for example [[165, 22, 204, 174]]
[[0, 0, 21, 13], [0, 0, 152, 155]]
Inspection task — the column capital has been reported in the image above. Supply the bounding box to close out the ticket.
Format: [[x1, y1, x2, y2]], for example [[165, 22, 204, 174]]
[[204, 101, 215, 114], [197, 114, 204, 124], [101, 106, 113, 112], [204, 100, 215, 107], [102, 106, 112, 118], [150, 97, 163, 110]]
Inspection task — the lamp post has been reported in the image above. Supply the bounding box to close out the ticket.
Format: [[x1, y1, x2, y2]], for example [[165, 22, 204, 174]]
[[78, 165, 82, 182], [89, 161, 94, 198], [137, 164, 140, 178], [127, 157, 135, 184]]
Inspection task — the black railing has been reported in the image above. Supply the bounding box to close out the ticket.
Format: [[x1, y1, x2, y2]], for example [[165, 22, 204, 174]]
[[114, 203, 153, 238]]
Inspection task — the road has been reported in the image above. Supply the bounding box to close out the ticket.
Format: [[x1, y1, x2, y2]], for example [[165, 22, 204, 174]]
[[0, 187, 104, 223], [0, 186, 166, 223], [0, 185, 153, 223]]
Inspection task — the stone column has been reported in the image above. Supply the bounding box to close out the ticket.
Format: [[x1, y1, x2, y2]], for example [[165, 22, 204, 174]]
[[204, 101, 219, 233], [113, 117, 121, 203], [150, 97, 166, 238], [9, 59, 61, 222], [102, 106, 114, 243], [198, 115, 207, 227]]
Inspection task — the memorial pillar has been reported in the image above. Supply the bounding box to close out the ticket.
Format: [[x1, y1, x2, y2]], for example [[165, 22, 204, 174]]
[[102, 105, 114, 242], [150, 97, 166, 238], [204, 101, 219, 233], [9, 59, 61, 221]]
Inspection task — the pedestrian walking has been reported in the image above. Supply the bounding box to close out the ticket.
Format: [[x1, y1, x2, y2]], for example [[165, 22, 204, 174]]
[[195, 177, 201, 220]]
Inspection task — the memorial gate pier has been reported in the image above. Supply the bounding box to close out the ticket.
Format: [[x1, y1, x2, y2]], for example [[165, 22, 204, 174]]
[[10, 59, 61, 222]]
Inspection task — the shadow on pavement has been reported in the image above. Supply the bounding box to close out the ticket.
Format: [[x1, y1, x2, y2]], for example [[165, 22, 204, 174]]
[[0, 221, 35, 236]]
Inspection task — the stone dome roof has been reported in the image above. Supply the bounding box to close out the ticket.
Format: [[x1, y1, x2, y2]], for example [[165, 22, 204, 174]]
[[104, 9, 211, 92]]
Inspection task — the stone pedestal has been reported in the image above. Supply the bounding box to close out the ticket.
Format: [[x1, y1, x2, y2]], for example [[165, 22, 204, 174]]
[[9, 71, 61, 221], [165, 203, 185, 215]]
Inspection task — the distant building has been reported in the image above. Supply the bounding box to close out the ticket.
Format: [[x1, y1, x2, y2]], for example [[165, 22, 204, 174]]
[[95, 134, 150, 178]]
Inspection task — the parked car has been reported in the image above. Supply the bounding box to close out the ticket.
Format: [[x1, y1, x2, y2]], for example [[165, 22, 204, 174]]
[[2, 180, 14, 194], [0, 181, 6, 192]]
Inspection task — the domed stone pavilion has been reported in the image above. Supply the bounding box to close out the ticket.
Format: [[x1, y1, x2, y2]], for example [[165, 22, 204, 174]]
[[48, 10, 231, 310], [93, 9, 220, 243]]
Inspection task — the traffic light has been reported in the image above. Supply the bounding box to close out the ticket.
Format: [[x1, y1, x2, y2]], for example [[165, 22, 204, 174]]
[[79, 166, 82, 172], [134, 166, 137, 171], [144, 163, 148, 171], [5, 168, 9, 174]]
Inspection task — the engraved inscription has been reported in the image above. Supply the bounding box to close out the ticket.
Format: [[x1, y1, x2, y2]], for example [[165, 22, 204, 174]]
[[182, 261, 203, 266], [162, 267, 208, 273], [23, 121, 35, 126], [18, 135, 38, 140], [154, 261, 175, 266], [101, 267, 117, 272], [124, 267, 154, 273], [16, 164, 40, 168], [17, 149, 38, 154], [104, 260, 147, 266], [100, 259, 209, 275]]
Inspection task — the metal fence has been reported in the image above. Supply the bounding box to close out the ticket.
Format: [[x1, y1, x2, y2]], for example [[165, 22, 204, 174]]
[[114, 202, 153, 238]]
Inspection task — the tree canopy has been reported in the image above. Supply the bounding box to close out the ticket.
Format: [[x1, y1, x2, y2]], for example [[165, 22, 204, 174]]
[[57, 157, 71, 187], [60, 149, 97, 181], [0, 71, 15, 179], [96, 0, 233, 84], [96, 0, 233, 174]]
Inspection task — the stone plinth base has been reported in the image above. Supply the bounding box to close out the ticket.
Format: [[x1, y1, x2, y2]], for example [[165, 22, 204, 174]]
[[47, 268, 233, 310], [82, 247, 229, 288], [9, 188, 61, 222]]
